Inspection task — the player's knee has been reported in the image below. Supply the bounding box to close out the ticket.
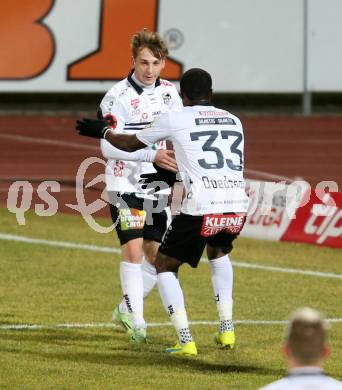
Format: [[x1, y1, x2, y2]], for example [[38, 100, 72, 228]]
[[121, 239, 144, 262], [207, 245, 226, 260], [142, 240, 159, 264], [155, 252, 181, 274]]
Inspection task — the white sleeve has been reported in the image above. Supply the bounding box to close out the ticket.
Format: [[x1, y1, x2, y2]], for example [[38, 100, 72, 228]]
[[136, 114, 172, 146], [100, 139, 157, 162]]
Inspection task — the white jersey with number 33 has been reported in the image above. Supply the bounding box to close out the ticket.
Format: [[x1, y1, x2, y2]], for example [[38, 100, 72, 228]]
[[136, 105, 249, 215]]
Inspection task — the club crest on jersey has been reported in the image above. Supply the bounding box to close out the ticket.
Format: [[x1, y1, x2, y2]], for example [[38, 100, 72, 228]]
[[103, 114, 118, 129], [130, 98, 140, 109], [162, 92, 172, 105], [141, 112, 148, 120], [201, 213, 246, 237]]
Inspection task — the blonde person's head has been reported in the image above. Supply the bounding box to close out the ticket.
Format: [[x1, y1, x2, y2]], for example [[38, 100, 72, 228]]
[[131, 29, 168, 60], [285, 307, 329, 365]]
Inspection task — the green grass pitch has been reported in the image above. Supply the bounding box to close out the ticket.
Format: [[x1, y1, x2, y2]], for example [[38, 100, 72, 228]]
[[0, 207, 341, 389]]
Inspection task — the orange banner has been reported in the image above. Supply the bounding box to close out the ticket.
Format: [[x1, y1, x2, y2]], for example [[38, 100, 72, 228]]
[[0, 0, 55, 79], [68, 0, 182, 80]]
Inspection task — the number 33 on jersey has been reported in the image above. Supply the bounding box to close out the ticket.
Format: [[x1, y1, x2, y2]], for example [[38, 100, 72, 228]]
[[136, 105, 249, 216]]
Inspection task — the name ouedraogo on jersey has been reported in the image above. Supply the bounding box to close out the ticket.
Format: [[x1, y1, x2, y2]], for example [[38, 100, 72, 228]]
[[136, 105, 249, 216], [99, 71, 183, 195]]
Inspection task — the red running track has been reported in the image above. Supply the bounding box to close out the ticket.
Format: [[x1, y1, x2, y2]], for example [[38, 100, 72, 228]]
[[0, 114, 341, 220]]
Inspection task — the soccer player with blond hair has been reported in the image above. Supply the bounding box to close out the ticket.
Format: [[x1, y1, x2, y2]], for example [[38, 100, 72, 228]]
[[97, 29, 182, 343]]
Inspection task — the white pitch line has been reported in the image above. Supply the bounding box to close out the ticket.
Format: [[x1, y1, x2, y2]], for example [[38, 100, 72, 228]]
[[0, 233, 120, 254], [1, 318, 342, 331], [1, 233, 342, 280], [231, 261, 342, 280]]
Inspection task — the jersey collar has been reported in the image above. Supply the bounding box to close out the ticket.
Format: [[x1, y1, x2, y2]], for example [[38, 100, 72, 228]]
[[188, 100, 212, 106], [286, 367, 325, 377], [127, 70, 161, 95]]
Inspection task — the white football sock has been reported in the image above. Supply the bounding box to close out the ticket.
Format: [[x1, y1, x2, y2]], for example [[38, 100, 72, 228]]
[[117, 256, 157, 314], [209, 255, 234, 322], [117, 259, 129, 314], [142, 256, 157, 298], [120, 261, 145, 328], [157, 272, 193, 345]]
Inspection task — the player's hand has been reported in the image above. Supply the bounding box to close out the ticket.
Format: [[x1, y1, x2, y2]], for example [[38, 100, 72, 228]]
[[139, 163, 179, 194], [75, 118, 110, 139], [155, 150, 178, 173]]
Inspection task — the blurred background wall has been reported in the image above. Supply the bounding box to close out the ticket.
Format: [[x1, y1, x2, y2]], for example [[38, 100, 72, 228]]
[[1, 0, 342, 113]]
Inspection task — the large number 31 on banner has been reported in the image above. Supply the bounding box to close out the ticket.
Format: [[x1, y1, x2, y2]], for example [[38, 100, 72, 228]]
[[0, 0, 182, 81]]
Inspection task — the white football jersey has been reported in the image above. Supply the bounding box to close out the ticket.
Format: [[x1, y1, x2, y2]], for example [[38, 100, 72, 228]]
[[99, 71, 183, 195], [137, 105, 249, 215], [259, 367, 342, 390]]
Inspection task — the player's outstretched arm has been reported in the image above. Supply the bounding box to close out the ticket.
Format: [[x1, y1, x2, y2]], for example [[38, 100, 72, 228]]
[[75, 118, 145, 152]]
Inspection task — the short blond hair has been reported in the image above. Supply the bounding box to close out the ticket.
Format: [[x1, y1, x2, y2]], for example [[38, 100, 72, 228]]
[[285, 307, 328, 365], [131, 29, 168, 60]]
